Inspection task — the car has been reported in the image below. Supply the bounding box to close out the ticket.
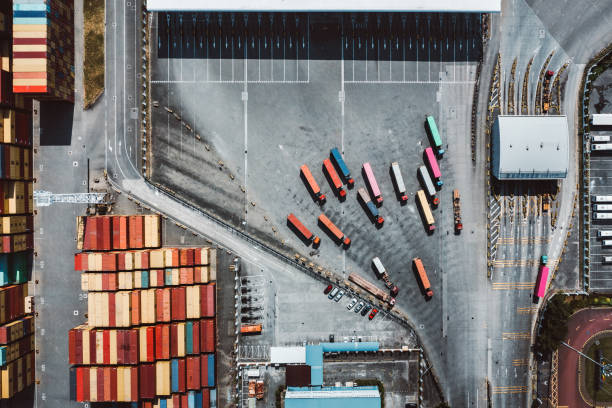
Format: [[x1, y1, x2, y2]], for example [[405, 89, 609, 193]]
[[328, 287, 339, 299], [368, 308, 379, 320], [324, 284, 333, 295], [347, 298, 357, 310], [361, 304, 371, 316], [354, 301, 364, 313], [334, 290, 345, 302]]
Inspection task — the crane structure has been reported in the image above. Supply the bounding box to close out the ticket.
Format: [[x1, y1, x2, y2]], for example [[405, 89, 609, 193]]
[[34, 190, 110, 207]]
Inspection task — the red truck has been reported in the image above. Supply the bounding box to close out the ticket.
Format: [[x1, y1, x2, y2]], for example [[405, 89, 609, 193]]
[[318, 213, 350, 247], [287, 214, 320, 247], [413, 258, 433, 298], [300, 164, 326, 205], [323, 159, 346, 200]]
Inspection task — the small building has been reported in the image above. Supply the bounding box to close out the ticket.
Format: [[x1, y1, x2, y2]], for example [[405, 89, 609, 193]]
[[284, 386, 381, 408], [492, 115, 569, 180], [286, 365, 312, 387], [270, 347, 306, 364]]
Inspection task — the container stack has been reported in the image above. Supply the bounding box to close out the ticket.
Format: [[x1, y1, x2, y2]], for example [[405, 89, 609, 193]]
[[69, 215, 218, 407], [11, 0, 75, 103]]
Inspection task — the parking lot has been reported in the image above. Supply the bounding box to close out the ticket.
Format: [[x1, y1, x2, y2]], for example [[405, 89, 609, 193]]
[[150, 10, 488, 402], [588, 69, 612, 291]]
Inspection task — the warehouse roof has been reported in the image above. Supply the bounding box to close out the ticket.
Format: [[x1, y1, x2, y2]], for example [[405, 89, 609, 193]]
[[270, 347, 306, 364], [492, 115, 569, 180], [147, 0, 501, 12], [285, 386, 381, 408], [592, 114, 612, 126]]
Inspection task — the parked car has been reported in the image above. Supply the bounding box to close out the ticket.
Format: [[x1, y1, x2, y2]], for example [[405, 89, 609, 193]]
[[328, 287, 339, 299], [368, 308, 379, 320], [334, 290, 345, 302], [361, 304, 372, 316], [324, 284, 333, 295], [354, 301, 364, 313], [347, 298, 358, 310]]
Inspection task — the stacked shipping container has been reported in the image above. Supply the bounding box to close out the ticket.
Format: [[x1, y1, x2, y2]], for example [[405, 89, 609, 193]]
[[70, 215, 217, 406], [12, 0, 75, 102]]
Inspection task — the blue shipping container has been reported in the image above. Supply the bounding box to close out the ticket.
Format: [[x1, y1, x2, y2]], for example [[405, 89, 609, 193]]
[[141, 271, 149, 288], [194, 391, 203, 408], [188, 391, 195, 408], [207, 354, 215, 386], [171, 359, 179, 393], [164, 268, 172, 285], [160, 399, 167, 408], [13, 11, 46, 18], [13, 18, 49, 25], [210, 389, 217, 408], [13, 4, 50, 12], [186, 321, 193, 354]]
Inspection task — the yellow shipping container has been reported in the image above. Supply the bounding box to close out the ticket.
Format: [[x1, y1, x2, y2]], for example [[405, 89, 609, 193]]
[[13, 44, 47, 52], [117, 366, 125, 402], [1, 110, 15, 145], [209, 249, 217, 281], [82, 328, 91, 364], [80, 274, 88, 291], [13, 78, 47, 87], [110, 330, 117, 365], [1, 42, 9, 72], [150, 249, 164, 268], [156, 361, 170, 396], [13, 24, 48, 33]]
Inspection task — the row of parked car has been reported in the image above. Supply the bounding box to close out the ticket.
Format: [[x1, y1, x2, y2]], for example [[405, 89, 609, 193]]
[[324, 284, 379, 320]]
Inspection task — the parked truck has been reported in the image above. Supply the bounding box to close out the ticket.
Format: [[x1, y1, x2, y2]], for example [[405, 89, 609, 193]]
[[362, 162, 383, 205], [287, 214, 321, 247], [323, 158, 347, 199], [412, 258, 434, 298], [300, 164, 326, 205], [453, 189, 463, 232], [424, 147, 443, 187], [240, 324, 262, 335], [418, 165, 440, 205], [371, 257, 399, 297], [348, 272, 396, 307], [390, 162, 408, 202], [330, 148, 355, 188], [358, 187, 384, 226], [542, 70, 553, 113], [318, 213, 351, 247]]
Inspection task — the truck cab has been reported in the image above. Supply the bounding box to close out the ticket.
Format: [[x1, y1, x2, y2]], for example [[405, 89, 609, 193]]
[[541, 255, 547, 265]]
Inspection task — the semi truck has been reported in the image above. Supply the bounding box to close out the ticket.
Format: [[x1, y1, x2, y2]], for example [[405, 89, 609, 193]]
[[598, 230, 612, 238], [592, 143, 612, 151], [533, 265, 549, 300], [426, 115, 445, 157], [542, 70, 553, 113], [348, 272, 396, 307], [412, 258, 433, 298], [418, 165, 440, 205], [594, 213, 612, 220], [330, 148, 355, 188], [603, 240, 612, 247], [604, 256, 612, 264], [592, 195, 612, 203], [240, 324, 262, 334], [323, 159, 346, 199], [287, 213, 320, 247], [357, 188, 384, 226], [300, 164, 326, 205], [318, 213, 351, 247], [371, 257, 399, 297], [594, 204, 612, 211], [592, 135, 611, 143], [416, 190, 436, 232], [453, 189, 463, 232], [424, 147, 443, 187], [390, 162, 408, 202], [362, 162, 383, 205]]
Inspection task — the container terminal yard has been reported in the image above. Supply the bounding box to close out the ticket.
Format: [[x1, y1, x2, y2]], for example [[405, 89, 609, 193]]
[[0, 0, 612, 406]]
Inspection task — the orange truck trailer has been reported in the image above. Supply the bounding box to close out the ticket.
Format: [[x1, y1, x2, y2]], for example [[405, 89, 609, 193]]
[[413, 257, 434, 298], [287, 214, 320, 247], [240, 324, 262, 334], [318, 213, 351, 247], [349, 272, 395, 307], [323, 159, 346, 199], [300, 164, 326, 205]]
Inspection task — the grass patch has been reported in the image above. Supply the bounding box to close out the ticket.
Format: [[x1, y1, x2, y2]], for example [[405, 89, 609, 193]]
[[83, 0, 105, 109], [584, 336, 612, 403]]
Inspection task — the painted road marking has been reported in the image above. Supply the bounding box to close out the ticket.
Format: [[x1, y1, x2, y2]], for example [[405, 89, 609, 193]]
[[493, 282, 535, 290], [512, 359, 528, 366], [502, 332, 531, 340], [493, 259, 558, 268], [517, 306, 538, 314], [497, 236, 551, 244], [492, 385, 528, 394]]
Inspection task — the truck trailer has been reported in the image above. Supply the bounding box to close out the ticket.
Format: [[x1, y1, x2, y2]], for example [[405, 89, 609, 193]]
[[330, 148, 355, 188], [371, 257, 398, 297], [533, 265, 549, 300], [418, 165, 440, 205], [318, 213, 351, 247], [594, 204, 612, 212], [592, 135, 611, 143], [287, 214, 320, 247], [413, 257, 433, 298], [592, 195, 612, 203], [357, 188, 384, 226], [424, 147, 443, 187], [598, 230, 612, 238], [362, 162, 383, 205], [390, 162, 408, 202], [323, 159, 346, 199], [416, 190, 436, 232], [595, 213, 612, 220], [453, 189, 463, 232], [348, 272, 395, 307], [300, 164, 326, 205]]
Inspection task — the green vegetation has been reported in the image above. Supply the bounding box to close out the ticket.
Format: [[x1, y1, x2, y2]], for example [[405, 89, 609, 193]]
[[584, 336, 612, 403], [83, 0, 105, 109], [355, 379, 385, 408], [275, 386, 285, 408]]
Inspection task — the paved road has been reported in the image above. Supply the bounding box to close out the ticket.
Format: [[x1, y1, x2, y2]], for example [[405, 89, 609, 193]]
[[558, 308, 612, 408]]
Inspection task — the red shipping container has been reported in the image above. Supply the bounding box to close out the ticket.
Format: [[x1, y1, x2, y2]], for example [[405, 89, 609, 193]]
[[201, 284, 216, 317], [200, 353, 208, 388], [103, 367, 111, 401], [131, 290, 140, 326], [192, 321, 200, 354], [201, 319, 215, 353], [170, 323, 178, 358], [96, 367, 104, 402], [102, 217, 111, 250], [68, 328, 77, 365], [172, 394, 181, 407], [108, 292, 116, 327], [202, 388, 211, 408], [138, 364, 156, 400], [112, 216, 124, 250], [128, 216, 143, 249], [156, 270, 164, 287], [76, 366, 84, 401], [75, 253, 86, 271], [109, 273, 118, 291], [102, 273, 109, 291], [162, 324, 170, 360], [89, 330, 97, 365], [95, 218, 104, 252], [171, 287, 185, 321], [102, 253, 117, 271], [177, 357, 186, 393], [155, 325, 164, 361], [140, 251, 150, 269], [179, 267, 194, 285], [117, 253, 126, 271], [144, 326, 155, 362], [181, 393, 189, 408], [179, 248, 195, 266], [103, 330, 111, 364], [155, 289, 164, 323], [110, 367, 117, 402], [129, 330, 139, 364], [186, 355, 200, 390], [170, 248, 179, 267]]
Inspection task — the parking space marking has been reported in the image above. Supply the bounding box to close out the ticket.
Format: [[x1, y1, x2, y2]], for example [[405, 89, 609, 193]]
[[492, 282, 534, 290], [501, 332, 531, 340]]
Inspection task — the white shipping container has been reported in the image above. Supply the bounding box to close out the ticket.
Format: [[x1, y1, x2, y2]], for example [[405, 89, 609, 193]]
[[604, 256, 612, 263], [390, 162, 407, 194], [593, 195, 612, 203], [372, 257, 386, 277], [592, 135, 611, 143], [247, 369, 260, 377], [418, 165, 437, 198], [592, 143, 612, 151], [599, 230, 612, 238], [593, 114, 612, 126], [594, 204, 612, 211], [594, 212, 612, 219], [603, 240, 612, 247]]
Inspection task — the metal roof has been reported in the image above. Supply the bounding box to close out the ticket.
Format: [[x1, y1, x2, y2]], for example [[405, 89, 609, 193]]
[[147, 0, 501, 12], [285, 386, 381, 408], [270, 347, 306, 364], [592, 114, 612, 126], [321, 342, 379, 352], [305, 345, 323, 386], [492, 115, 569, 180]]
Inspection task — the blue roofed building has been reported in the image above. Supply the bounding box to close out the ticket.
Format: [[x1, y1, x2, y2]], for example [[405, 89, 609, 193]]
[[284, 386, 381, 408]]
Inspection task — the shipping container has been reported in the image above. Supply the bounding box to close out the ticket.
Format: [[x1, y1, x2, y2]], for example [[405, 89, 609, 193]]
[[592, 143, 612, 151], [300, 164, 326, 205], [318, 214, 350, 248], [390, 162, 408, 202], [598, 230, 612, 238], [322, 158, 346, 199], [362, 162, 382, 205], [416, 190, 435, 232], [595, 213, 612, 220], [330, 148, 355, 187], [424, 147, 442, 186], [426, 115, 444, 156], [592, 135, 611, 143], [418, 165, 439, 205], [594, 204, 612, 212], [592, 195, 612, 203], [533, 265, 549, 300], [412, 258, 433, 298], [287, 213, 320, 247]]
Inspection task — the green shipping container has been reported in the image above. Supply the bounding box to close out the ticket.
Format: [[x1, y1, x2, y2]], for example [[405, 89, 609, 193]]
[[185, 321, 193, 354]]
